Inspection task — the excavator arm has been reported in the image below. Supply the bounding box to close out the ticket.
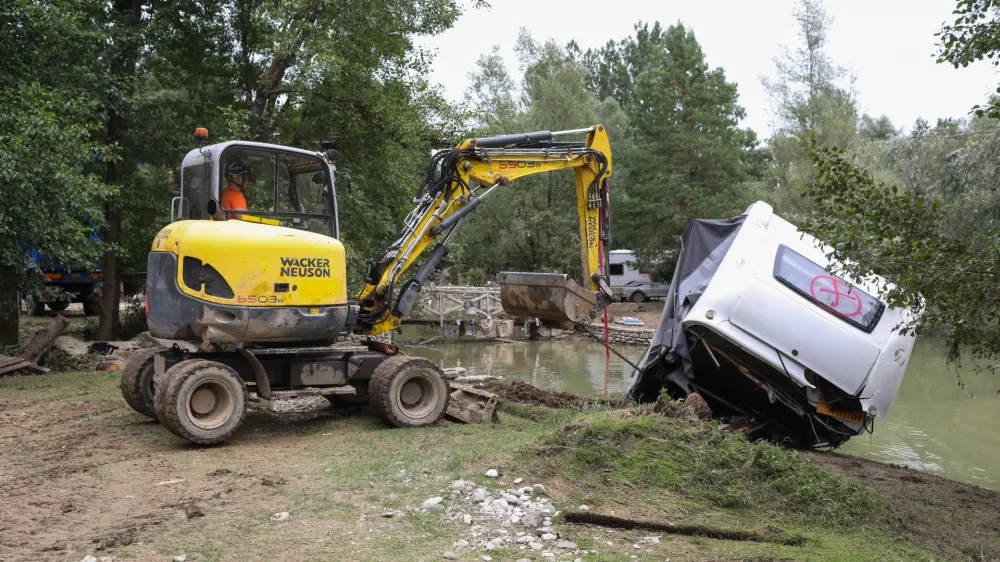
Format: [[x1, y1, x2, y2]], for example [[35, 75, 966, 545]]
[[355, 125, 614, 335]]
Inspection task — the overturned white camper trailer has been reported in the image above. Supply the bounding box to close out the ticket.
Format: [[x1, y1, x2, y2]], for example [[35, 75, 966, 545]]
[[624, 202, 916, 447]]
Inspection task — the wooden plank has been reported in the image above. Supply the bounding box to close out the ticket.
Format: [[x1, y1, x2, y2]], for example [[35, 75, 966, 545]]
[[0, 355, 25, 369], [0, 361, 31, 376], [0, 355, 48, 375], [19, 362, 48, 374]]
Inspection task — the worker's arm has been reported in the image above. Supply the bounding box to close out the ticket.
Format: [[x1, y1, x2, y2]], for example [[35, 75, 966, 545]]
[[355, 125, 613, 335]]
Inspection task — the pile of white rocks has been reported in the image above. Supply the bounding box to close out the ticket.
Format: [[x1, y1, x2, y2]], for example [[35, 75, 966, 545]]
[[418, 470, 597, 560]]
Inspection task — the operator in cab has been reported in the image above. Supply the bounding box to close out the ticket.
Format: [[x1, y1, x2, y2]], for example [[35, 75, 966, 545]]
[[220, 160, 249, 219]]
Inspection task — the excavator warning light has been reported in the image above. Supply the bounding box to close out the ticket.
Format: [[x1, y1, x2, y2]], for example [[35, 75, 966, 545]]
[[194, 127, 209, 139]]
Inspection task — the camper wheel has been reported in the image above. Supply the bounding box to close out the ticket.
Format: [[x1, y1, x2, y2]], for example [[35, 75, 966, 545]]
[[630, 290, 648, 303]]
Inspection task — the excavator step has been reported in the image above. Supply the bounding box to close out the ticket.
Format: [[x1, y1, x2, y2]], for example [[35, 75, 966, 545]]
[[265, 386, 358, 399], [247, 344, 370, 356]]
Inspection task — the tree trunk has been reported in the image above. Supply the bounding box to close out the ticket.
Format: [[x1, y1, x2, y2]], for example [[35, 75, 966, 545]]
[[96, 0, 141, 341], [0, 276, 19, 347], [22, 315, 69, 363], [97, 200, 121, 340]]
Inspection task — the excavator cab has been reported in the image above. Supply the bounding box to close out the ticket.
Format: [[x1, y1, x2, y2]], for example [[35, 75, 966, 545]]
[[174, 141, 340, 238]]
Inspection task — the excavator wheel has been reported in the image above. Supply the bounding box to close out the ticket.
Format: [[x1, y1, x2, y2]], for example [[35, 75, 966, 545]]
[[369, 355, 449, 428], [154, 359, 248, 445], [120, 349, 158, 419]]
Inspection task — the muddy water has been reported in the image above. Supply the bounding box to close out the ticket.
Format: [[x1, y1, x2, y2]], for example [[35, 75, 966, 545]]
[[840, 339, 1000, 490], [406, 334, 1000, 490], [406, 337, 638, 397]]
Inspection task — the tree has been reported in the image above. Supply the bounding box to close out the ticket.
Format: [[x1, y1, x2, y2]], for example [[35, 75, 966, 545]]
[[802, 143, 1000, 362], [581, 22, 665, 108], [451, 33, 606, 280], [623, 22, 750, 263], [858, 114, 899, 141], [761, 0, 858, 211], [938, 0, 1000, 118], [880, 115, 1000, 238], [0, 0, 114, 345]]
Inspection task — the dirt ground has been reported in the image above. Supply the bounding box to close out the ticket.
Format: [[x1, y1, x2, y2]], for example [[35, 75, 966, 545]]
[[601, 302, 664, 329], [810, 452, 1000, 560], [481, 381, 592, 408], [2, 367, 998, 561]]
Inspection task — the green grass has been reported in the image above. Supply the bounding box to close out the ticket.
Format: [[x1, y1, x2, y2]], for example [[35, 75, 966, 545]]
[[531, 410, 882, 527]]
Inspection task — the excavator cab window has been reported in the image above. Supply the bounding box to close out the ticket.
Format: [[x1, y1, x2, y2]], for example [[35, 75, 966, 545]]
[[277, 153, 329, 235], [222, 147, 275, 214], [217, 146, 339, 238]]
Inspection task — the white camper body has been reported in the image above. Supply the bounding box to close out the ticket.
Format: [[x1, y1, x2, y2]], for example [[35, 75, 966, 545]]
[[626, 201, 916, 446], [685, 202, 914, 420]]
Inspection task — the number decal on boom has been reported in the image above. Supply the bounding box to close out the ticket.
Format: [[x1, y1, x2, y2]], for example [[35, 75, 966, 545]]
[[498, 161, 542, 169]]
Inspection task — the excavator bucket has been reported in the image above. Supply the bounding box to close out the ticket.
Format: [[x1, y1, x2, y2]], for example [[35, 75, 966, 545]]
[[499, 272, 597, 327]]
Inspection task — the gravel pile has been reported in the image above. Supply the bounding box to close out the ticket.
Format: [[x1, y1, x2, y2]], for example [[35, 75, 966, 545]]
[[416, 470, 597, 560]]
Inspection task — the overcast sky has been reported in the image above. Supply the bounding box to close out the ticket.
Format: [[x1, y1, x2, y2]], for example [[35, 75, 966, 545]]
[[418, 0, 1000, 136]]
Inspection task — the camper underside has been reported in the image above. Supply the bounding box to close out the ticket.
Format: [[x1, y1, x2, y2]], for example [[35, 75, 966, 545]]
[[639, 327, 869, 448]]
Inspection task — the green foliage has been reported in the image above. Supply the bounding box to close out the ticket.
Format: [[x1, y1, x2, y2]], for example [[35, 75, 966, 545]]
[[877, 115, 1000, 239], [581, 22, 665, 108], [0, 1, 115, 293], [802, 142, 1000, 361], [119, 296, 148, 340], [858, 114, 900, 141], [622, 23, 751, 261], [536, 411, 880, 526], [938, 0, 1000, 117]]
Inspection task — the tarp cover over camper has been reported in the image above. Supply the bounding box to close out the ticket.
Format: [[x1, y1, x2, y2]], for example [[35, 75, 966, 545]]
[[624, 202, 916, 447]]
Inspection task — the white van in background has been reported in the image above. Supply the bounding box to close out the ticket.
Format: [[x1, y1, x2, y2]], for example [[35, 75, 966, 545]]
[[609, 250, 670, 302]]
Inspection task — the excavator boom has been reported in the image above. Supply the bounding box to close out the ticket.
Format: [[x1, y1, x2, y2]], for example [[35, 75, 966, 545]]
[[355, 125, 614, 335]]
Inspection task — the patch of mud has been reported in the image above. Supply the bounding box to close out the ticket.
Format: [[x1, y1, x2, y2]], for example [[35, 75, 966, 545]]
[[812, 451, 1000, 561], [482, 380, 589, 408], [0, 393, 293, 561]]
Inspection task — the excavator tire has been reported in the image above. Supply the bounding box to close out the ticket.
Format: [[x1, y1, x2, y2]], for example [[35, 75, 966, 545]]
[[154, 359, 248, 445], [120, 349, 158, 419], [369, 355, 449, 428]]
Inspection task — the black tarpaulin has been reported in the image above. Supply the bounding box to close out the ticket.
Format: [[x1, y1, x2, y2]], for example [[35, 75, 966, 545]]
[[624, 213, 746, 402]]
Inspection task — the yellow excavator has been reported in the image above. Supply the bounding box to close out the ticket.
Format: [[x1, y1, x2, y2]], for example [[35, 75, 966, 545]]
[[120, 126, 613, 443]]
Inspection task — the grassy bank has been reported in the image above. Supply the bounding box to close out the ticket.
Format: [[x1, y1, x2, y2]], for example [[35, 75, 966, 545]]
[[0, 370, 993, 561]]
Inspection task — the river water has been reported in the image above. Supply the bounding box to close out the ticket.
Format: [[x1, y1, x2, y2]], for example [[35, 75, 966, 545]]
[[406, 335, 1000, 490]]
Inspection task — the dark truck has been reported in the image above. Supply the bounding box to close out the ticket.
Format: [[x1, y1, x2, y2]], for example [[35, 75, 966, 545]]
[[23, 248, 102, 316]]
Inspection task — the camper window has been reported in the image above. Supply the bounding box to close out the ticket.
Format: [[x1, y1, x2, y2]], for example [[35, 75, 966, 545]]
[[773, 245, 884, 333], [609, 263, 624, 276]]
